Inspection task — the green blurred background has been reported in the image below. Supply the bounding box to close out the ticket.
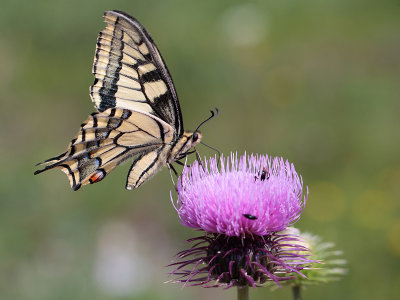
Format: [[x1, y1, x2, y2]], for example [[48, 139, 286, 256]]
[[1, 0, 399, 299]]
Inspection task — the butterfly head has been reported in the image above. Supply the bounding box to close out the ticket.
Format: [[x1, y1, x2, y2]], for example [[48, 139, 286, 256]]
[[183, 131, 202, 151], [192, 131, 201, 144], [171, 131, 202, 161]]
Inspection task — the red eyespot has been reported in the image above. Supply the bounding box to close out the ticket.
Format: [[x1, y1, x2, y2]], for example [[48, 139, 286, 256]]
[[89, 170, 105, 184]]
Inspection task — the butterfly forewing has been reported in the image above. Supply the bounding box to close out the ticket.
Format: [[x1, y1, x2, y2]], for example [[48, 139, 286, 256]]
[[90, 10, 183, 135]]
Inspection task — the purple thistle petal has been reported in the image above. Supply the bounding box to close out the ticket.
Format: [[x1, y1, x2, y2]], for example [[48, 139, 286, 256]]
[[229, 260, 235, 277], [173, 153, 307, 236]]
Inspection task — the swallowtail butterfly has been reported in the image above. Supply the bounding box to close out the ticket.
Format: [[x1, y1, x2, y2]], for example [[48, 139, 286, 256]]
[[35, 10, 203, 191]]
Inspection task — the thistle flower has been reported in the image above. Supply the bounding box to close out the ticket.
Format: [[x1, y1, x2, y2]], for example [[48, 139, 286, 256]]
[[169, 153, 312, 289], [276, 227, 347, 287]]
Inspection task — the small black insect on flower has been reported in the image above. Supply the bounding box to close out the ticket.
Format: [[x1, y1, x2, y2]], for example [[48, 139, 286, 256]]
[[255, 167, 270, 181], [243, 214, 258, 220]]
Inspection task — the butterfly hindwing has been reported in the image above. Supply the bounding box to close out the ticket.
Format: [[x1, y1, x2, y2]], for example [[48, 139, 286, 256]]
[[35, 108, 174, 190], [90, 10, 183, 135]]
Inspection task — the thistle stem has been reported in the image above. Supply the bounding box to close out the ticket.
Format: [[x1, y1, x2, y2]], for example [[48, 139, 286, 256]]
[[292, 285, 302, 300], [237, 286, 249, 300]]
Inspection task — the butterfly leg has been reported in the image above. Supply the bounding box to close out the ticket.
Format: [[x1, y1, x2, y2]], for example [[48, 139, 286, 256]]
[[169, 163, 179, 177], [167, 163, 178, 189], [194, 148, 206, 171], [175, 160, 185, 166]]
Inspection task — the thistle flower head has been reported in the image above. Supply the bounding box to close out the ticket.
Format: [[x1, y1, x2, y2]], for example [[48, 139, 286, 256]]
[[169, 153, 312, 288], [174, 153, 307, 236], [274, 227, 347, 288]]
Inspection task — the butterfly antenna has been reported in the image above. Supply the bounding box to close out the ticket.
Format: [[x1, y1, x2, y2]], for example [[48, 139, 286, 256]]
[[199, 141, 221, 168], [195, 108, 220, 132]]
